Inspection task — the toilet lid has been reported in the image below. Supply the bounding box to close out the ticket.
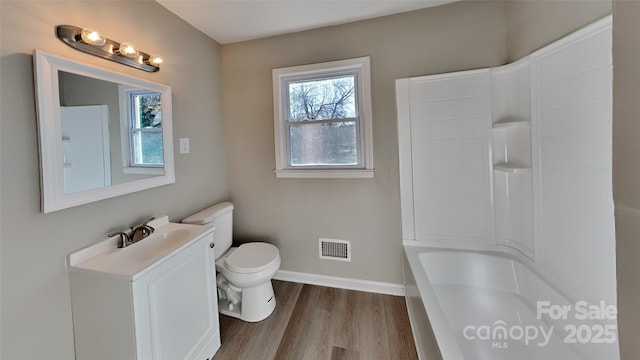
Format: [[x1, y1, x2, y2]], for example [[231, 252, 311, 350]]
[[225, 242, 279, 274]]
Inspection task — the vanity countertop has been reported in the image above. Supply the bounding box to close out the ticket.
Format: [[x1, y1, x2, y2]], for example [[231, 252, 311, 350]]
[[67, 216, 214, 280]]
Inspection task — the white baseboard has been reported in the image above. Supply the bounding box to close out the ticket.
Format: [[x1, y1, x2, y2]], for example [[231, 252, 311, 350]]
[[274, 269, 405, 296]]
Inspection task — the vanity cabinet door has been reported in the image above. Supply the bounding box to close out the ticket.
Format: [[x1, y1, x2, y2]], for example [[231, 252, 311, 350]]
[[132, 233, 220, 359]]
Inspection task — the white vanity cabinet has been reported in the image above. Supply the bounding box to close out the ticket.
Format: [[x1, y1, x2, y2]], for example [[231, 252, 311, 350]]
[[68, 220, 220, 360]]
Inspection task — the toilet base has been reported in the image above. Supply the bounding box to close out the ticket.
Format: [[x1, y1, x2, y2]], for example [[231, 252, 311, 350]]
[[218, 280, 276, 322]]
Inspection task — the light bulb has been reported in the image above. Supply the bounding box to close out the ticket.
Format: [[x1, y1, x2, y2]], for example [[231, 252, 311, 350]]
[[118, 42, 138, 58], [80, 28, 106, 46], [148, 54, 164, 66]]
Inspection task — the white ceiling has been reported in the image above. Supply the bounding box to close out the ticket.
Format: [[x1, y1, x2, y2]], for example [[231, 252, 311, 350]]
[[156, 0, 459, 44]]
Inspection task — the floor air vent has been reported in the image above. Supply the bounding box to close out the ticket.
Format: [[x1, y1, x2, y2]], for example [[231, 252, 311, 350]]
[[319, 238, 351, 262]]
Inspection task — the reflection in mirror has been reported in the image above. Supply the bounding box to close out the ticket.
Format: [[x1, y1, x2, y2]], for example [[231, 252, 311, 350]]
[[57, 71, 164, 194], [34, 50, 174, 213]]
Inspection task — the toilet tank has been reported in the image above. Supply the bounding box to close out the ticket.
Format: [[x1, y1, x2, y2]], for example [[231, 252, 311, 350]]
[[182, 202, 234, 259]]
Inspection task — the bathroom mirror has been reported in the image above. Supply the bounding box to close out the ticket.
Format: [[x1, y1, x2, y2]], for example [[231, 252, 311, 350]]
[[33, 50, 175, 213]]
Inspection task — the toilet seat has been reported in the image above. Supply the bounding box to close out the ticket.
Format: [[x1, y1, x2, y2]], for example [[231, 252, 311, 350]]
[[225, 242, 279, 274]]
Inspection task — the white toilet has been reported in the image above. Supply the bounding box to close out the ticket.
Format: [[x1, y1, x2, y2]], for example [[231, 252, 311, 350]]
[[182, 202, 281, 322]]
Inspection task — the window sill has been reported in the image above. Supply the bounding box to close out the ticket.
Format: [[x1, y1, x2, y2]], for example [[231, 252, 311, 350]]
[[275, 169, 375, 179], [122, 167, 164, 176]]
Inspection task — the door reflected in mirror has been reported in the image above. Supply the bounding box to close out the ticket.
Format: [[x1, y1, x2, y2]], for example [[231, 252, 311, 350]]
[[58, 71, 164, 194]]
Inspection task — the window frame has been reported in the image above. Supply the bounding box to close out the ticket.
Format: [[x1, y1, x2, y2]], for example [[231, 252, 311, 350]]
[[272, 57, 374, 178], [118, 85, 164, 175]]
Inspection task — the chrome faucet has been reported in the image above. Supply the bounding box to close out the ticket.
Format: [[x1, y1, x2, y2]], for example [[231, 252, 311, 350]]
[[108, 216, 156, 248], [108, 231, 131, 248], [130, 217, 156, 243]]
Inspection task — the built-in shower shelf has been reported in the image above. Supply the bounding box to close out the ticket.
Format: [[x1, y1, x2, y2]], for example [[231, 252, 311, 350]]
[[492, 119, 530, 129], [494, 163, 531, 174]]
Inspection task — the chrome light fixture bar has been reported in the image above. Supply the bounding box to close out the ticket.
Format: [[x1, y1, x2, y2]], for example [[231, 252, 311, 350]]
[[56, 25, 162, 73]]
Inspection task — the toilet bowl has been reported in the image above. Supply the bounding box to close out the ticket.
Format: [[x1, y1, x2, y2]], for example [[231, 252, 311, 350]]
[[182, 202, 281, 322]]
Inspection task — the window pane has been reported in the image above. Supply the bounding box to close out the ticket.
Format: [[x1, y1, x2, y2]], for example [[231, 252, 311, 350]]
[[132, 93, 162, 128], [289, 121, 357, 166], [132, 130, 164, 165], [288, 76, 356, 121]]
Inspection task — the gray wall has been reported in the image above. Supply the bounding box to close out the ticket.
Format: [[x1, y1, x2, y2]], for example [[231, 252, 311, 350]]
[[504, 0, 612, 61], [0, 1, 227, 358], [612, 1, 640, 358], [222, 0, 508, 285]]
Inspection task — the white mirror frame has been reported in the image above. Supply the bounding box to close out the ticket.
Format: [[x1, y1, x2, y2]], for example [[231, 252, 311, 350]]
[[33, 50, 175, 213]]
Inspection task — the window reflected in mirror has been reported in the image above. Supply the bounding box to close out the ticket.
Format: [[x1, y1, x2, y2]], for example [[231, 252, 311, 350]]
[[121, 88, 164, 168], [130, 92, 163, 166]]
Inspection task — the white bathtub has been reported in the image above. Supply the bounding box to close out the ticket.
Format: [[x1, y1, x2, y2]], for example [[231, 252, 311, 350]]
[[403, 243, 619, 360]]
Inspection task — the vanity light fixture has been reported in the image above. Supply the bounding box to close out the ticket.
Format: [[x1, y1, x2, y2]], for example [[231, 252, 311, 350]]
[[56, 25, 163, 73]]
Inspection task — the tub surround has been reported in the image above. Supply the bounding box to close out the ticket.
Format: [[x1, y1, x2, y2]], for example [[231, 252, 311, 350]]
[[397, 16, 617, 359]]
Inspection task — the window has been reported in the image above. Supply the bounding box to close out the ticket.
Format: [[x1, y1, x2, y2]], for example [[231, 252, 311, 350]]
[[272, 57, 374, 178], [119, 86, 164, 175]]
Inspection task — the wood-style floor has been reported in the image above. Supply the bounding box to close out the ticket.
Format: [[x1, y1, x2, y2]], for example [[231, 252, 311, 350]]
[[213, 280, 419, 360]]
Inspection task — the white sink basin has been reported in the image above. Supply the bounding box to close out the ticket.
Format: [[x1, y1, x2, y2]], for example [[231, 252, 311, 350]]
[[68, 217, 214, 280]]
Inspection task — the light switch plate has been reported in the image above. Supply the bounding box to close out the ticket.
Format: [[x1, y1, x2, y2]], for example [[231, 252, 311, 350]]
[[179, 138, 190, 154]]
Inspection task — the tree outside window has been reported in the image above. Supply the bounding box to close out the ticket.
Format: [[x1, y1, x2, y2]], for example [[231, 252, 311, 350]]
[[287, 75, 357, 166]]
